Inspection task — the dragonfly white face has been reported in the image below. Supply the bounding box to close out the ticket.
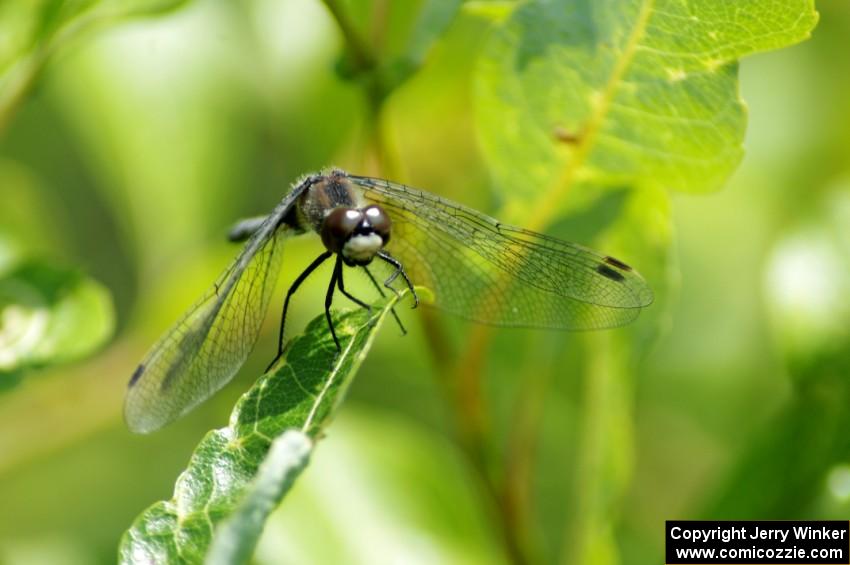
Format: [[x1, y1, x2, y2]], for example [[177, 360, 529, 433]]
[[319, 205, 391, 266]]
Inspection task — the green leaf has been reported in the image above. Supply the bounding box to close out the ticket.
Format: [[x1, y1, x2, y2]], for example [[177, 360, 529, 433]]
[[475, 0, 818, 206], [206, 430, 312, 565], [378, 0, 464, 89], [0, 259, 115, 379], [335, 1, 465, 92], [119, 298, 399, 564], [467, 4, 811, 560], [405, 0, 464, 66]]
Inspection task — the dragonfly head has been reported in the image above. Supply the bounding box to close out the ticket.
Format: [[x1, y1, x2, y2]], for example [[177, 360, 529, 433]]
[[321, 204, 391, 266]]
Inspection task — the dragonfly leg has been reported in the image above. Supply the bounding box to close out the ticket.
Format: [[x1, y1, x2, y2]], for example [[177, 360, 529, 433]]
[[377, 251, 419, 308], [325, 255, 342, 352], [336, 266, 371, 313], [266, 250, 332, 372], [363, 266, 407, 335]]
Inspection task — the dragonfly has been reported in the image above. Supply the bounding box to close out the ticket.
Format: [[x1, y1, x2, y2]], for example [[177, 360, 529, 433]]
[[124, 169, 653, 433]]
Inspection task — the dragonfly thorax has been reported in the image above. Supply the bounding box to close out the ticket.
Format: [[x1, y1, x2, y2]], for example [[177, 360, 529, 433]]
[[321, 205, 391, 266]]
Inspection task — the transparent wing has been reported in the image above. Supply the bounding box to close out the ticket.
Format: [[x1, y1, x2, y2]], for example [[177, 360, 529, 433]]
[[125, 212, 291, 433], [350, 175, 653, 330]]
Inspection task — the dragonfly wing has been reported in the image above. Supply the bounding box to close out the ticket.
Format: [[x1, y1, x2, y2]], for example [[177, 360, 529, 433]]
[[351, 175, 653, 330], [124, 195, 302, 433]]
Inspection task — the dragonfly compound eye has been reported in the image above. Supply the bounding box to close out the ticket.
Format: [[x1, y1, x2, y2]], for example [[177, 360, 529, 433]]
[[321, 208, 362, 254], [363, 205, 391, 244]]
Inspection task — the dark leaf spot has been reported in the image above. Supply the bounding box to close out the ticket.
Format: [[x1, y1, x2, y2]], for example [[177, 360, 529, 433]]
[[554, 126, 581, 144]]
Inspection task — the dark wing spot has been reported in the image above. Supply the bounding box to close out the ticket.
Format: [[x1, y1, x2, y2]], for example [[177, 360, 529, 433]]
[[596, 264, 625, 282], [129, 364, 145, 387], [603, 256, 632, 271]]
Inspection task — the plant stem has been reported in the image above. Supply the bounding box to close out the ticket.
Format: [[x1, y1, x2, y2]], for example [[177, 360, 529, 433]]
[[322, 0, 377, 72], [426, 322, 540, 565], [559, 332, 620, 565], [501, 345, 551, 564], [369, 0, 390, 53]]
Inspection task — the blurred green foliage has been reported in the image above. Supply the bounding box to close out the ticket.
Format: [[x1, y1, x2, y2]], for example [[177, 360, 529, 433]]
[[0, 259, 113, 385], [207, 429, 312, 565], [0, 1, 848, 564]]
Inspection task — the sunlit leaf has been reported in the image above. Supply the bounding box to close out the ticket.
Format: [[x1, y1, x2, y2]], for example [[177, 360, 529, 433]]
[[377, 0, 464, 89], [335, 0, 464, 91], [206, 430, 312, 565], [475, 0, 818, 206], [0, 260, 114, 380], [472, 4, 816, 563], [119, 299, 398, 564], [405, 0, 463, 65]]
